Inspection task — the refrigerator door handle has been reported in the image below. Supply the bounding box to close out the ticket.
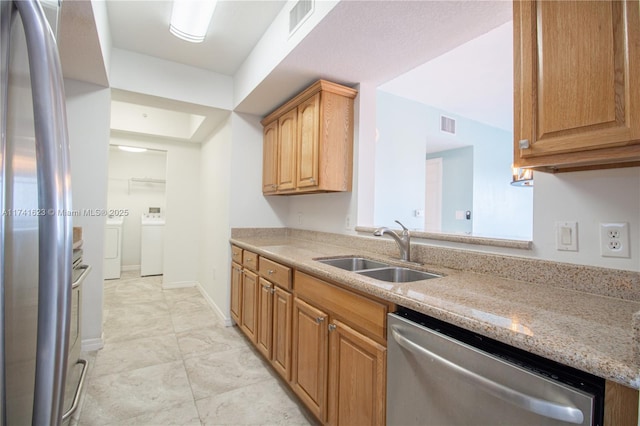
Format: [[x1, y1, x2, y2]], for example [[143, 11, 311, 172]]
[[390, 325, 585, 425], [14, 1, 73, 424]]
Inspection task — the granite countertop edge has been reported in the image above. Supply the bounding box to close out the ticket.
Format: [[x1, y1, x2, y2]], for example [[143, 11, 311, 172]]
[[230, 236, 640, 390]]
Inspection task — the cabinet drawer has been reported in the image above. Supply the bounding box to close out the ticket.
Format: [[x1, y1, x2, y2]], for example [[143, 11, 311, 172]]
[[294, 271, 389, 342], [259, 257, 292, 290], [243, 250, 259, 271], [231, 246, 243, 264]]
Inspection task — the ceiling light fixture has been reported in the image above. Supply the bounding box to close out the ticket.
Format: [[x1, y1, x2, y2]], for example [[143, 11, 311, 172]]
[[118, 146, 148, 153], [169, 0, 218, 43]]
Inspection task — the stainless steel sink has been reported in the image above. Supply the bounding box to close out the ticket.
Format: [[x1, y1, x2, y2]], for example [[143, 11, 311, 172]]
[[316, 257, 389, 271], [357, 267, 441, 282]]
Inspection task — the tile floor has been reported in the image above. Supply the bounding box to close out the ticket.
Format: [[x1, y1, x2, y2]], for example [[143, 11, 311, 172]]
[[76, 270, 316, 425]]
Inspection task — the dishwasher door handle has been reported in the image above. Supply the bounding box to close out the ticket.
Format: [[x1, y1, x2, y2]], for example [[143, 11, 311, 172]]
[[390, 326, 585, 425]]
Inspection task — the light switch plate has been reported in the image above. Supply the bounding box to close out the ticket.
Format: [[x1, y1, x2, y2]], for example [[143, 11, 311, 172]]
[[556, 221, 578, 251]]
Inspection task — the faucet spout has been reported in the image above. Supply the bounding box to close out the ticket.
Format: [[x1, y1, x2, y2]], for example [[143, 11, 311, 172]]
[[373, 220, 411, 262]]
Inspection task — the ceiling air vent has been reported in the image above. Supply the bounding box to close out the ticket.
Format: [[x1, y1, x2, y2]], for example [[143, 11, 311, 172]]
[[289, 0, 314, 35], [440, 115, 456, 134]]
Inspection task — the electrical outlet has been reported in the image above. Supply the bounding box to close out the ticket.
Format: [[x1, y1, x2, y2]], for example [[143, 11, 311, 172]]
[[600, 223, 630, 258], [345, 215, 351, 229]]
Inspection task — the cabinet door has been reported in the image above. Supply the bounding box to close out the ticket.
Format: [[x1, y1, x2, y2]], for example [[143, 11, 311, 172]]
[[277, 109, 297, 192], [514, 0, 640, 169], [230, 261, 243, 325], [297, 93, 320, 189], [256, 278, 273, 359], [271, 286, 292, 381], [239, 270, 259, 343], [262, 121, 278, 194], [292, 297, 328, 422], [328, 320, 386, 426]]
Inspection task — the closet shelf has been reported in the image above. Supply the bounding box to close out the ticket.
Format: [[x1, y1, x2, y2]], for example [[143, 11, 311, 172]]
[[128, 178, 166, 194]]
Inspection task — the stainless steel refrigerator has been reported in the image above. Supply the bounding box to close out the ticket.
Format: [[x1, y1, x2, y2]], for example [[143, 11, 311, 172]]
[[1, 0, 75, 424]]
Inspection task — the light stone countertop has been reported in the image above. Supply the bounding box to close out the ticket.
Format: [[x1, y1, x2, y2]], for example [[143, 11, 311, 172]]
[[230, 235, 640, 389]]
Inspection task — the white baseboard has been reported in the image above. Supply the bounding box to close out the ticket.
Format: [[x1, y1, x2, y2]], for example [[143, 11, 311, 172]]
[[121, 265, 140, 272], [82, 335, 104, 352], [196, 282, 234, 327], [162, 280, 197, 290]]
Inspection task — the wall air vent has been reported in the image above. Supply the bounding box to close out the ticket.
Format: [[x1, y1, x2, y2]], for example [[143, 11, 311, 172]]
[[289, 0, 314, 36], [440, 115, 456, 134]]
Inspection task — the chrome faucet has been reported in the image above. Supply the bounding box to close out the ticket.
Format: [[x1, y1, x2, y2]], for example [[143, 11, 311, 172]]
[[374, 220, 411, 262]]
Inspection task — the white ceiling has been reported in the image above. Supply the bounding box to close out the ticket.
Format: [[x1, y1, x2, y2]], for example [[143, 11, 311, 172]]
[[379, 20, 513, 132], [61, 1, 513, 143], [105, 0, 287, 76]]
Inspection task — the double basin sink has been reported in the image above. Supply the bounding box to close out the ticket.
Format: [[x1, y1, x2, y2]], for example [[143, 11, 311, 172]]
[[316, 256, 441, 283]]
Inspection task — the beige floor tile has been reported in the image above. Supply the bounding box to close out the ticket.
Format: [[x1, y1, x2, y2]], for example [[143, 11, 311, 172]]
[[170, 306, 220, 333], [91, 333, 182, 378], [195, 378, 314, 426], [103, 310, 174, 343], [103, 299, 170, 322], [183, 346, 273, 400], [176, 324, 248, 359], [168, 294, 212, 315], [81, 361, 193, 425], [79, 271, 314, 426], [103, 400, 201, 426]]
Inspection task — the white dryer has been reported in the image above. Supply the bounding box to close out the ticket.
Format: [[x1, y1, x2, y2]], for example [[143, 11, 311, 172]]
[[103, 216, 124, 279], [140, 214, 164, 276]]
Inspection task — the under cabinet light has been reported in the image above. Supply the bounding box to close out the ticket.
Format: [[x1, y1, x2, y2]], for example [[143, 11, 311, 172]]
[[511, 166, 533, 187], [169, 0, 218, 43]]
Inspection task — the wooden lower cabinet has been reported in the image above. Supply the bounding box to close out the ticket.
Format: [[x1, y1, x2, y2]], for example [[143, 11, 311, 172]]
[[230, 262, 242, 325], [230, 248, 391, 425], [328, 320, 386, 426], [256, 278, 274, 358], [271, 286, 293, 381], [292, 298, 329, 422], [239, 269, 258, 343]]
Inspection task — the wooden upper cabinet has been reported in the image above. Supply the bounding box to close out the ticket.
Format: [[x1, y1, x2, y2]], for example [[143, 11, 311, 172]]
[[262, 121, 278, 194], [514, 0, 640, 171], [277, 109, 298, 192], [261, 80, 357, 194], [297, 93, 321, 189]]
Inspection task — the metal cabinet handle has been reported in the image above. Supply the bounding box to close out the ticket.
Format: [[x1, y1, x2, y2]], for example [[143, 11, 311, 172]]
[[310, 178, 316, 184], [269, 288, 276, 294], [13, 1, 73, 423], [390, 326, 585, 424], [316, 317, 325, 324], [328, 324, 337, 332], [519, 139, 530, 149], [268, 269, 275, 275]]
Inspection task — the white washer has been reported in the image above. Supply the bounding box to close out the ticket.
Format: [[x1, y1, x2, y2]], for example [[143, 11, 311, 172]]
[[140, 215, 165, 276], [104, 216, 124, 279]]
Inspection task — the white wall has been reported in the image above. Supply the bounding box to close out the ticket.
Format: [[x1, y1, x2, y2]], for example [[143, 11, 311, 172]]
[[532, 167, 640, 271], [233, 0, 340, 108], [228, 112, 288, 228], [109, 48, 233, 110], [110, 134, 201, 287], [199, 117, 232, 320], [279, 85, 640, 272], [106, 147, 167, 268], [198, 112, 288, 323], [65, 79, 110, 350], [90, 0, 112, 83]]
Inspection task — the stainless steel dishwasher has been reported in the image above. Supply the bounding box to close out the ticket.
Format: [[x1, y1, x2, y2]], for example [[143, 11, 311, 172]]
[[387, 308, 604, 425]]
